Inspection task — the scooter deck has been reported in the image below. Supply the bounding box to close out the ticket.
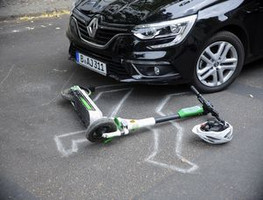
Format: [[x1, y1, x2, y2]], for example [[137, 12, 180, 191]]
[[63, 86, 103, 127]]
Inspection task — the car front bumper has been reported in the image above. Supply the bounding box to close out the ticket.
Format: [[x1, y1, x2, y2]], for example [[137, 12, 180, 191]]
[[66, 13, 202, 84]]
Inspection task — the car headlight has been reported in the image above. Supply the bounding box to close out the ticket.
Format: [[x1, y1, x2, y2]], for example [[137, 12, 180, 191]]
[[132, 15, 197, 48]]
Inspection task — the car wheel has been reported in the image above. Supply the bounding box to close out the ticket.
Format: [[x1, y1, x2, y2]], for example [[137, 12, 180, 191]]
[[193, 31, 245, 93]]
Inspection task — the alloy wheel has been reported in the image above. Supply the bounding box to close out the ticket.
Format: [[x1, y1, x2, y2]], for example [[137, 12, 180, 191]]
[[196, 41, 238, 87]]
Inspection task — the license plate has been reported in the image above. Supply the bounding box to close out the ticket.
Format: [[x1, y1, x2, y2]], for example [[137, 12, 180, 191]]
[[76, 51, 107, 76]]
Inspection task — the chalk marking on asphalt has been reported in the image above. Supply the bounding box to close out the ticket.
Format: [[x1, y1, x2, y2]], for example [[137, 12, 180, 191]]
[[145, 92, 199, 173], [0, 64, 15, 87], [54, 88, 133, 157], [4, 25, 45, 35], [54, 130, 86, 157], [93, 88, 132, 102], [0, 22, 55, 35], [42, 76, 128, 107], [41, 70, 75, 106], [109, 88, 133, 117], [26, 26, 35, 30], [146, 128, 198, 173], [53, 69, 68, 73]]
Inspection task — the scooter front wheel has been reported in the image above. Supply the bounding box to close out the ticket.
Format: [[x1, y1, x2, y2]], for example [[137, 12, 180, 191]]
[[86, 118, 117, 143]]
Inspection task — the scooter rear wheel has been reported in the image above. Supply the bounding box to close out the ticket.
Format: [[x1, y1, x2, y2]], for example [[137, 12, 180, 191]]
[[86, 118, 117, 143]]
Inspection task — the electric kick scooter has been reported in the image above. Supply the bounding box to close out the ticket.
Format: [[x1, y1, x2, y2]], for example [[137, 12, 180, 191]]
[[61, 85, 233, 144]]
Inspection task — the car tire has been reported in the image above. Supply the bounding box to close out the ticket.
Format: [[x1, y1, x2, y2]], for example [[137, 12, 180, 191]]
[[193, 31, 245, 93]]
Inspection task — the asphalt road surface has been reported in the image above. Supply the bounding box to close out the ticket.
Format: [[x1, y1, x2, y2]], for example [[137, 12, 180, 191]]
[[0, 16, 263, 200]]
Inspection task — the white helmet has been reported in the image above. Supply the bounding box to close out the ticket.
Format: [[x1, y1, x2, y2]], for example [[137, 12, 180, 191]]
[[192, 120, 233, 144]]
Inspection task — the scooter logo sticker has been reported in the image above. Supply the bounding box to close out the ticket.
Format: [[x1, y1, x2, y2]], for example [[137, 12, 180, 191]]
[[80, 97, 93, 111]]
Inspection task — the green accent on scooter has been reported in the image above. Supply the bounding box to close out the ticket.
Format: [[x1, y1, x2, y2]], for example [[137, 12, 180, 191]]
[[114, 117, 123, 130], [104, 138, 114, 144], [80, 97, 93, 111], [71, 85, 94, 110], [178, 106, 204, 118]]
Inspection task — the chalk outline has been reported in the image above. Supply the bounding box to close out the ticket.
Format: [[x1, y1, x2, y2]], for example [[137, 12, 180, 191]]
[[54, 130, 87, 156], [0, 64, 15, 87], [54, 87, 133, 157], [145, 92, 199, 173], [55, 88, 198, 173], [41, 70, 76, 106]]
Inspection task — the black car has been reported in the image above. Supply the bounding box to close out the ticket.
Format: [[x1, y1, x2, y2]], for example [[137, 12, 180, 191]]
[[67, 0, 263, 92]]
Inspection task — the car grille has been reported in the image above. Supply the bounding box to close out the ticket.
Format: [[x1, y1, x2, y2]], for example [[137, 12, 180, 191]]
[[74, 15, 131, 46], [70, 44, 131, 79]]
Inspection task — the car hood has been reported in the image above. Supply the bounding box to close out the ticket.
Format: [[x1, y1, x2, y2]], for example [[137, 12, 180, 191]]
[[76, 0, 222, 24]]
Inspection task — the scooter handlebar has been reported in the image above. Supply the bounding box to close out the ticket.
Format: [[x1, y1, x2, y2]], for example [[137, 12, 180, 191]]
[[190, 85, 200, 96], [190, 86, 221, 121], [190, 86, 212, 108]]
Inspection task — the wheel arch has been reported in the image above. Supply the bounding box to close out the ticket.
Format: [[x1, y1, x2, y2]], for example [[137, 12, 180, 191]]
[[213, 24, 249, 61]]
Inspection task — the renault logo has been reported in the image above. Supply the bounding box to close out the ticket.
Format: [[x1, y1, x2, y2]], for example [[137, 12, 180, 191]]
[[87, 18, 99, 38]]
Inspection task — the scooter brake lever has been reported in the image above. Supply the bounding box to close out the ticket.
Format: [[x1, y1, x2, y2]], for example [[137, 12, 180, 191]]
[[102, 129, 124, 139]]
